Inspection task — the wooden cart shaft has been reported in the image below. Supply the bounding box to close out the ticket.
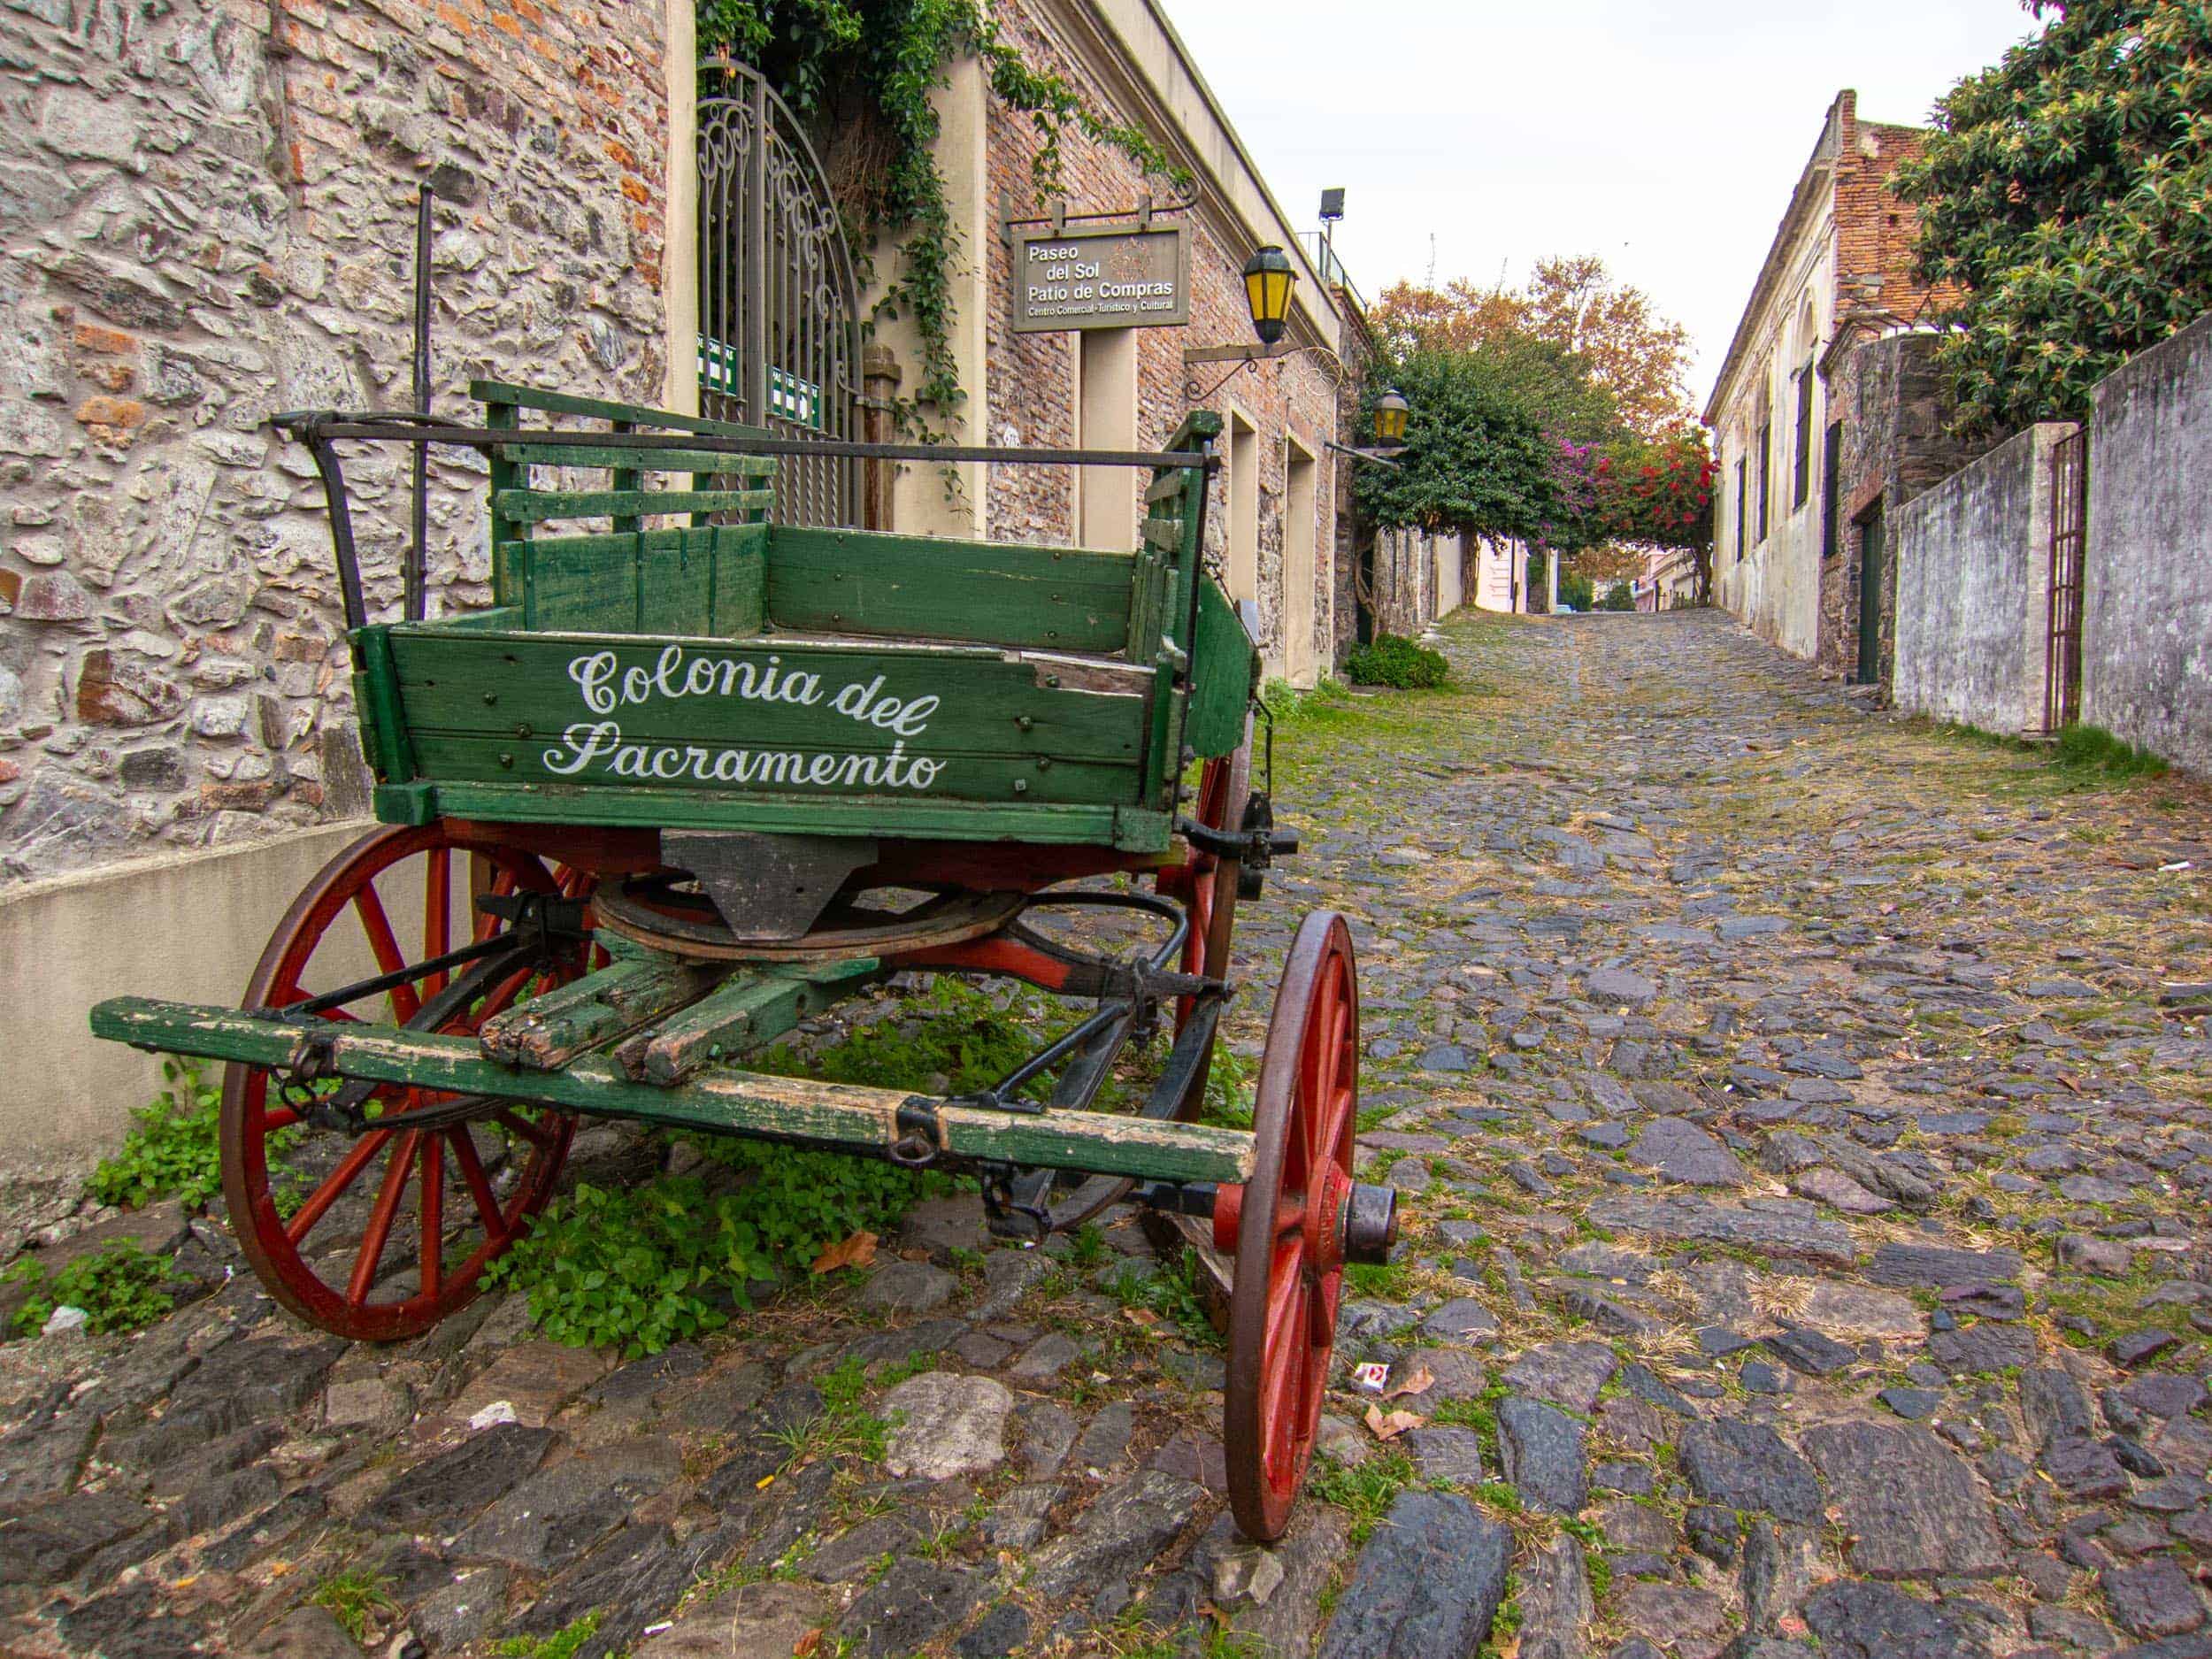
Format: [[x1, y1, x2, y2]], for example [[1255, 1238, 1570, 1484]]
[[88, 995, 1256, 1187]]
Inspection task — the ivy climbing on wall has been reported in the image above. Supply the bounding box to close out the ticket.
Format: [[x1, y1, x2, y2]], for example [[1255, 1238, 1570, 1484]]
[[699, 0, 1188, 435]]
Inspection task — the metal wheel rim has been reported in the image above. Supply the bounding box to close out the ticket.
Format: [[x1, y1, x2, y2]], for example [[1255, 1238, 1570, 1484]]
[[219, 823, 586, 1340], [593, 877, 1025, 963], [1225, 910, 1359, 1541]]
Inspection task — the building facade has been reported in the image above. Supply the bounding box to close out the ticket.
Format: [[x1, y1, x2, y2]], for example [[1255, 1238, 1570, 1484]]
[[859, 0, 1348, 691], [1704, 90, 1957, 666], [0, 0, 1361, 1156]]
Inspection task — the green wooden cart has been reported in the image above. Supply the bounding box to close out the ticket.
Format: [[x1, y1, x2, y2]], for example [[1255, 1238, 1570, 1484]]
[[89, 381, 1395, 1540]]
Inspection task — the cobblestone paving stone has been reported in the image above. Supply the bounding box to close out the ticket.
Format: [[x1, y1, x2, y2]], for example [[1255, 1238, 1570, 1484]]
[[3, 609, 2211, 1657]]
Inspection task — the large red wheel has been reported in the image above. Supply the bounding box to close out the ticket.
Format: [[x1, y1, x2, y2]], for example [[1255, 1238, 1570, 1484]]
[[219, 823, 589, 1341], [1156, 720, 1251, 1116], [1218, 910, 1361, 1541]]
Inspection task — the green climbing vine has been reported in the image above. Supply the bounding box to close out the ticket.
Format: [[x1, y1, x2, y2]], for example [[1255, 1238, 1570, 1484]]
[[697, 0, 1187, 434]]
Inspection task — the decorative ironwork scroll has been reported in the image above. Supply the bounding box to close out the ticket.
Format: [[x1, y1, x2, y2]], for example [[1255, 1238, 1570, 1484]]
[[697, 60, 861, 527]]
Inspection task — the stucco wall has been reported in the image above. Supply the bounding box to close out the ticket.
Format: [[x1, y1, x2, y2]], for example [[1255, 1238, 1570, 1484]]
[[1893, 422, 2073, 736], [2082, 313, 2212, 776]]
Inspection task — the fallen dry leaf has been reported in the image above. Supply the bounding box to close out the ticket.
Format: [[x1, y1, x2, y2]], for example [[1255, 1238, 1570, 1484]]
[[795, 1630, 825, 1658], [810, 1230, 879, 1275], [1383, 1365, 1435, 1401], [1364, 1403, 1423, 1440], [1122, 1307, 1162, 1328]]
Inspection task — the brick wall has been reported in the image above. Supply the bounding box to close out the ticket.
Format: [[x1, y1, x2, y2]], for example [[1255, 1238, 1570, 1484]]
[[975, 2, 1343, 682], [1832, 100, 1960, 329], [0, 0, 669, 887]]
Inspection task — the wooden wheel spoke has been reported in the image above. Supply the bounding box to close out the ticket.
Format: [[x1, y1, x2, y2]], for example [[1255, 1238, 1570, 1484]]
[[422, 848, 452, 1000], [351, 884, 421, 1025], [495, 1109, 557, 1150], [285, 1127, 396, 1246], [346, 1129, 422, 1307], [419, 1135, 445, 1297], [449, 1129, 509, 1242]]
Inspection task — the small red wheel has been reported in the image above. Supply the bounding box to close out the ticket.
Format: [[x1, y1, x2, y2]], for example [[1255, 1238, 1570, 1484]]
[[220, 823, 590, 1341], [1156, 719, 1251, 1117], [1217, 910, 1362, 1541]]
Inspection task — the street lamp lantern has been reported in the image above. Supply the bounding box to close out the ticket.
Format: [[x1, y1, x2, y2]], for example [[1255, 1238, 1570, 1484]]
[[1373, 387, 1409, 449], [1242, 245, 1296, 346]]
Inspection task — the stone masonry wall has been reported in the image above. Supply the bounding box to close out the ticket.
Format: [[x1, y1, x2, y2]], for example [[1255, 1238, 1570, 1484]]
[[0, 0, 669, 887], [1820, 333, 1993, 687], [976, 1, 1342, 682]]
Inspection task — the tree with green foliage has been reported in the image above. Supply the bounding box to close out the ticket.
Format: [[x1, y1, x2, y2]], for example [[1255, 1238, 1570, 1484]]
[[1893, 1, 2212, 434], [697, 1, 1183, 434], [1354, 346, 1617, 550]]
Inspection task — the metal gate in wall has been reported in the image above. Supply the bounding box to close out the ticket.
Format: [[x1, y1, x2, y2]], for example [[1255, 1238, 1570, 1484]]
[[2044, 427, 2089, 733], [696, 58, 862, 526]]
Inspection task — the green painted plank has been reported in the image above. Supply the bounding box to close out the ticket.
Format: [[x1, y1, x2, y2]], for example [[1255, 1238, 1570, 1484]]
[[517, 526, 768, 634], [1141, 518, 1185, 553], [386, 633, 1145, 762], [479, 954, 733, 1071], [495, 443, 777, 478], [486, 401, 528, 609], [1186, 576, 1256, 759], [353, 626, 416, 784], [384, 780, 1173, 849], [764, 526, 1136, 653], [497, 488, 775, 525], [615, 959, 882, 1086], [471, 380, 776, 442], [373, 782, 437, 826], [89, 998, 1256, 1184], [407, 734, 1137, 808]]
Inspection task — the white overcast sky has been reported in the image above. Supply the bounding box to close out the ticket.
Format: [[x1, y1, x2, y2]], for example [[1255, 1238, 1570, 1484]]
[[1155, 0, 2045, 416]]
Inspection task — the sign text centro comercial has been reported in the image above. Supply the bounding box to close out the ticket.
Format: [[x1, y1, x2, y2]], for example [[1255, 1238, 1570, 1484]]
[[1011, 222, 1190, 334]]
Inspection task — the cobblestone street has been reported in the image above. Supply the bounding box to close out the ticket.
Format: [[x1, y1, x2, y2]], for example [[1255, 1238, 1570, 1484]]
[[5, 608, 2212, 1659]]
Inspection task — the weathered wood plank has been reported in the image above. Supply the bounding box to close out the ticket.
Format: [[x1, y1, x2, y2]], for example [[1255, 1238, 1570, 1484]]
[[378, 780, 1174, 850], [764, 526, 1134, 653], [497, 488, 775, 524], [1185, 576, 1256, 760], [90, 998, 1256, 1184], [406, 734, 1139, 808], [614, 958, 882, 1086], [496, 443, 777, 478], [353, 626, 416, 785], [472, 380, 775, 442], [478, 955, 732, 1071], [386, 633, 1145, 762]]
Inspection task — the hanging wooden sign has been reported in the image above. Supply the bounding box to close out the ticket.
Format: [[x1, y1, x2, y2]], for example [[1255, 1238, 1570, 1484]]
[[1011, 221, 1190, 334]]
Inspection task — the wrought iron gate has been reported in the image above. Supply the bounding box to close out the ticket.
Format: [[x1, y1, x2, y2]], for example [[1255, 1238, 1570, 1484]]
[[2044, 427, 2088, 733], [697, 58, 861, 526]]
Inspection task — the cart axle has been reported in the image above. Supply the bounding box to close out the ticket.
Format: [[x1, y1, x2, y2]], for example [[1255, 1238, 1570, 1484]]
[[89, 996, 1259, 1187]]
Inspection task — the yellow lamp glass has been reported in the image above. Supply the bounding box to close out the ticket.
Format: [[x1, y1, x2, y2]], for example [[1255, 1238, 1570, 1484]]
[[1374, 388, 1409, 448], [1242, 245, 1296, 346]]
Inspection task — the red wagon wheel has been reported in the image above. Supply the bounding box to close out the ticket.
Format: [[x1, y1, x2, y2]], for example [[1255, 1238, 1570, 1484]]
[[220, 822, 590, 1341], [1217, 910, 1361, 1541]]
